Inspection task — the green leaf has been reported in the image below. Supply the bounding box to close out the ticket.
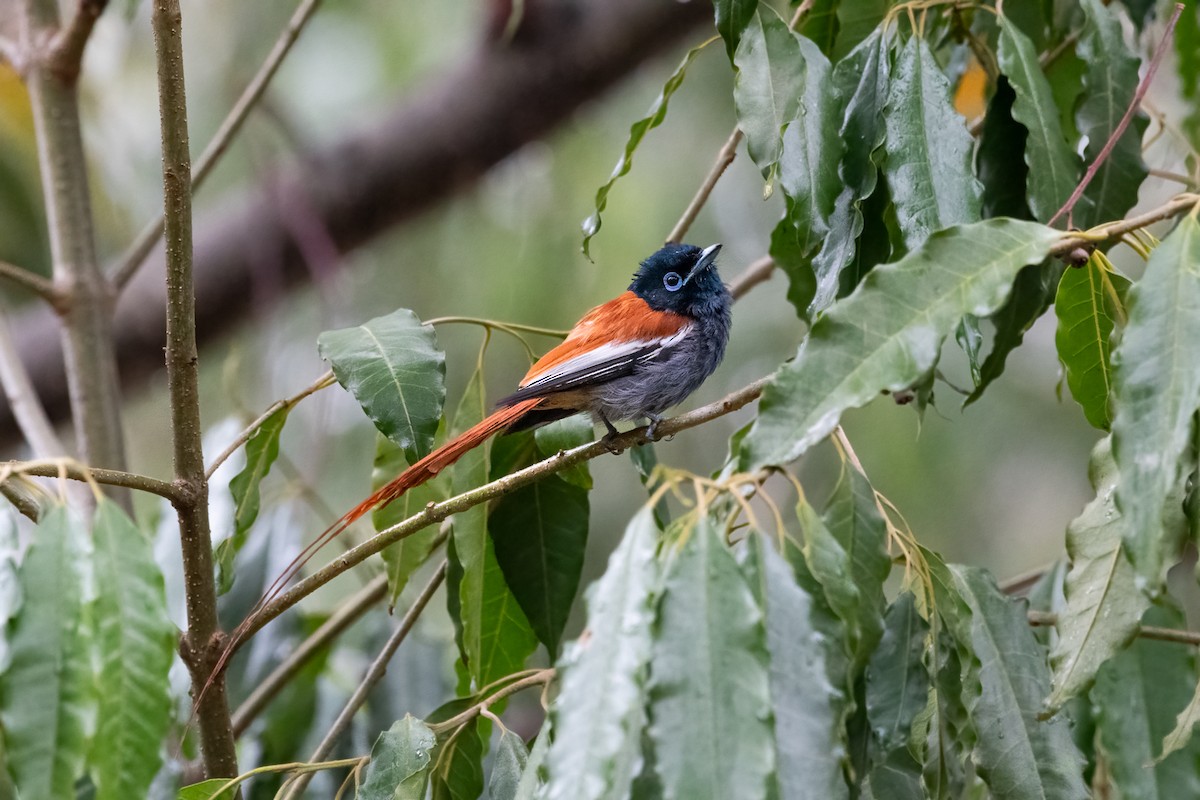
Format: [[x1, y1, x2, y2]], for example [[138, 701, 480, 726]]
[[937, 565, 1090, 800], [833, 0, 887, 59], [1173, 0, 1200, 149], [543, 509, 660, 800], [429, 711, 487, 800], [1112, 214, 1200, 584], [773, 34, 841, 318], [177, 779, 236, 800], [742, 534, 848, 800], [534, 416, 593, 490], [740, 219, 1062, 471], [91, 499, 175, 800], [1054, 257, 1129, 430], [514, 723, 551, 800], [358, 715, 437, 800], [733, 7, 806, 181], [883, 37, 982, 248], [714, 0, 759, 61], [0, 505, 93, 800], [997, 15, 1080, 221], [1093, 604, 1200, 799], [647, 517, 774, 800], [319, 308, 446, 463], [810, 28, 891, 313], [218, 404, 289, 594], [374, 435, 448, 610], [1046, 437, 1147, 713], [977, 77, 1032, 220], [866, 592, 930, 755], [581, 40, 711, 258], [451, 370, 537, 689], [965, 261, 1064, 406], [489, 726, 529, 799], [1161, 676, 1200, 762], [491, 473, 590, 657], [798, 0, 839, 56], [1072, 0, 1148, 229]]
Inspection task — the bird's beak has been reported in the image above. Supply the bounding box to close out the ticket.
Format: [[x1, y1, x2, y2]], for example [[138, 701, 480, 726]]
[[684, 243, 722, 285]]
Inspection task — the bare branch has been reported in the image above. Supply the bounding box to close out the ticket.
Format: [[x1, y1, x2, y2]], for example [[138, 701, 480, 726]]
[[0, 260, 59, 304], [427, 668, 555, 735], [113, 0, 324, 289], [45, 0, 108, 85], [0, 458, 182, 501], [667, 128, 743, 244], [729, 255, 776, 300], [1027, 610, 1200, 647], [0, 313, 63, 457]]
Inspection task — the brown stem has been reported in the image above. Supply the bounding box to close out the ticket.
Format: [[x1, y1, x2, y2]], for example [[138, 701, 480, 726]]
[[0, 459, 181, 501], [1027, 610, 1200, 647], [279, 561, 448, 799], [45, 0, 108, 85], [667, 128, 743, 244], [729, 255, 776, 300], [427, 669, 555, 735], [0, 314, 63, 457], [150, 0, 238, 779], [113, 0, 325, 289], [0, 260, 59, 304]]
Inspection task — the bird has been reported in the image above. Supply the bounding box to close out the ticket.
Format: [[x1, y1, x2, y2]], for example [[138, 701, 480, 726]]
[[232, 242, 731, 663]]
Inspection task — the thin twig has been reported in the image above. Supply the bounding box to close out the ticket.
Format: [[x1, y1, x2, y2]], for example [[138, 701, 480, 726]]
[[278, 561, 448, 800], [1028, 610, 1200, 647], [151, 0, 239, 779], [728, 255, 775, 299], [205, 369, 335, 479], [667, 128, 743, 244], [113, 0, 324, 289], [0, 260, 59, 304], [1149, 167, 1197, 188], [1049, 3, 1185, 227], [45, 0, 108, 85], [0, 313, 63, 457], [231, 571, 388, 736], [0, 458, 182, 502], [427, 668, 555, 735]]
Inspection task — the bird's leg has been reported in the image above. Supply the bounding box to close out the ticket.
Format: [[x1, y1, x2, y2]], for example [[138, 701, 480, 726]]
[[645, 412, 663, 441], [598, 411, 623, 453]]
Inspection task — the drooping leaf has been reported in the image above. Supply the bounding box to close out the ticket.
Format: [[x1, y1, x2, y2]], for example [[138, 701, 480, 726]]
[[740, 219, 1062, 471], [217, 404, 289, 594], [977, 77, 1032, 220], [733, 6, 806, 181], [883, 36, 982, 249], [714, 0, 759, 61], [799, 0, 839, 55], [810, 27, 892, 314], [1112, 214, 1200, 584], [534, 415, 594, 490], [428, 707, 487, 800], [866, 592, 930, 756], [543, 508, 660, 800], [1092, 604, 1200, 799], [91, 499, 175, 800], [1072, 0, 1148, 229], [374, 435, 448, 610], [833, 0, 888, 59], [1045, 437, 1147, 713], [489, 726, 529, 799], [742, 534, 848, 800], [581, 40, 712, 257], [965, 260, 1064, 407], [1054, 257, 1129, 430], [647, 517, 774, 800], [358, 715, 438, 800], [451, 369, 538, 689], [935, 564, 1090, 800], [1161, 677, 1200, 762], [319, 308, 446, 463], [0, 505, 93, 800], [997, 15, 1080, 221], [514, 722, 551, 800]]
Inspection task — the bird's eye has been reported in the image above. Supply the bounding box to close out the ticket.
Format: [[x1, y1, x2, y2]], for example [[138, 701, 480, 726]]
[[663, 271, 683, 291]]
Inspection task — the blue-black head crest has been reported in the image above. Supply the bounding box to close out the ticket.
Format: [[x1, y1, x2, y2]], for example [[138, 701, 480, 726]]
[[629, 243, 727, 317]]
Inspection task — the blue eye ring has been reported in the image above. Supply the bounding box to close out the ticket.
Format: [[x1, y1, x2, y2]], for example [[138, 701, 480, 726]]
[[663, 271, 683, 291]]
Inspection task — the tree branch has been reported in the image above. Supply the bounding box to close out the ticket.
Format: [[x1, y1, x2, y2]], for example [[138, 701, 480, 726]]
[[0, 0, 711, 447], [0, 313, 62, 457], [667, 128, 743, 244], [45, 0, 108, 86], [427, 669, 555, 735], [0, 458, 182, 501], [0, 260, 59, 304], [1027, 609, 1200, 647], [151, 0, 238, 779], [113, 0, 325, 290]]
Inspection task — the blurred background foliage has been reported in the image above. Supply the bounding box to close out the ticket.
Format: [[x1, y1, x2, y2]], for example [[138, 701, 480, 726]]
[[1, 0, 1198, 793]]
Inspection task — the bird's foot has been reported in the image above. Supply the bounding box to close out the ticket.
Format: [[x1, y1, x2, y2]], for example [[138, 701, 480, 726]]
[[645, 413, 663, 441], [599, 412, 624, 454]]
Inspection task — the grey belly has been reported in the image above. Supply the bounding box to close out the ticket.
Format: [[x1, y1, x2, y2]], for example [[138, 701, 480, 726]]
[[585, 333, 722, 422]]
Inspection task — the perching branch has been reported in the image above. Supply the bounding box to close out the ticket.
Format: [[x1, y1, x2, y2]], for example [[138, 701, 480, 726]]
[[0, 458, 181, 502], [150, 0, 238, 780], [113, 0, 325, 290]]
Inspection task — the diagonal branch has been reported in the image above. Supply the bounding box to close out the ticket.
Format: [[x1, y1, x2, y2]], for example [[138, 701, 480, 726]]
[[45, 0, 108, 85], [0, 260, 59, 304]]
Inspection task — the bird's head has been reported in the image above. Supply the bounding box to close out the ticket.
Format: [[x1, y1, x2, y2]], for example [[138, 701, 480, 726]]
[[629, 243, 727, 318]]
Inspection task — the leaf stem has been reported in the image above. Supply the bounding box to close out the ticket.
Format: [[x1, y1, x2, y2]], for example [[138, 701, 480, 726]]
[[427, 668, 556, 736]]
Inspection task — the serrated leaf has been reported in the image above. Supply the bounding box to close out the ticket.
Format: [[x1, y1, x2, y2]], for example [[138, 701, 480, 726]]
[[451, 369, 537, 689], [742, 534, 848, 800], [883, 36, 982, 249], [977, 77, 1032, 220], [358, 715, 437, 800], [319, 308, 446, 463], [91, 499, 175, 800], [1046, 437, 1147, 712], [740, 219, 1062, 471], [866, 592, 930, 754], [1054, 257, 1129, 430], [374, 435, 448, 610], [647, 517, 774, 800], [1112, 214, 1200, 584], [714, 0, 759, 61], [217, 404, 289, 594], [997, 15, 1080, 221], [0, 505, 93, 800], [543, 509, 660, 800], [734, 7, 806, 180], [1072, 0, 1148, 229], [489, 727, 529, 799], [581, 40, 711, 257], [177, 779, 236, 800], [937, 564, 1090, 800], [1093, 604, 1200, 799]]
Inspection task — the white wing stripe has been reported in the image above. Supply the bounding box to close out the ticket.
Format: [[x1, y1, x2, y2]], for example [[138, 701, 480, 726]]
[[520, 326, 692, 390]]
